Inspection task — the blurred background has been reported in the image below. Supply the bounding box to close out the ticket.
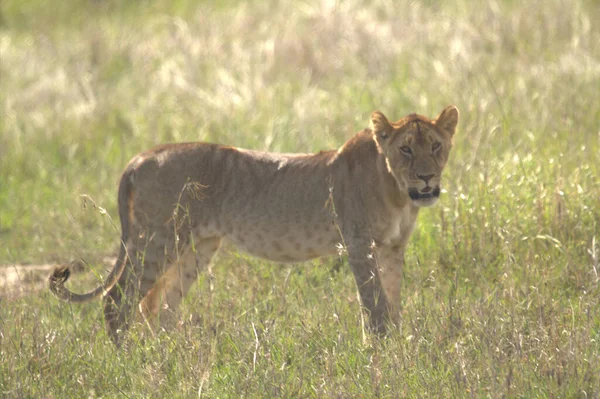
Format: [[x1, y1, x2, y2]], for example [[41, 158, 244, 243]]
[[1, 0, 598, 264]]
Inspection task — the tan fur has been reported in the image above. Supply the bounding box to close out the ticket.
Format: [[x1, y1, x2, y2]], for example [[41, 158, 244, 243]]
[[49, 106, 459, 345]]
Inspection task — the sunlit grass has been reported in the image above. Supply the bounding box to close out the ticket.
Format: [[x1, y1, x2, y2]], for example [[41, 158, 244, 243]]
[[1, 0, 599, 397]]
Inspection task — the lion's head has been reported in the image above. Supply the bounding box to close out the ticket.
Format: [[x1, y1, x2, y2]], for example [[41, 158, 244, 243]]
[[371, 105, 459, 207]]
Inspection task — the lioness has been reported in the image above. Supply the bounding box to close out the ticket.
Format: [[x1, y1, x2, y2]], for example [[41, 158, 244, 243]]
[[50, 106, 459, 345]]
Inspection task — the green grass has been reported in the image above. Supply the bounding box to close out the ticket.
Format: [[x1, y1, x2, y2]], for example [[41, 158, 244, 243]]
[[1, 0, 599, 396]]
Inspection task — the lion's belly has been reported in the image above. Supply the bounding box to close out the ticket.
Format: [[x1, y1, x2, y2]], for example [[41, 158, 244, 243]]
[[225, 218, 341, 263]]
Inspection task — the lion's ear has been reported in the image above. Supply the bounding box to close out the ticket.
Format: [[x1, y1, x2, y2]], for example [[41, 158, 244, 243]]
[[435, 105, 459, 136], [370, 111, 393, 139]]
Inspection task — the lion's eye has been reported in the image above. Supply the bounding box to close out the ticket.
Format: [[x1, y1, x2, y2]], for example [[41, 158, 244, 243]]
[[432, 142, 441, 152], [400, 146, 412, 155]]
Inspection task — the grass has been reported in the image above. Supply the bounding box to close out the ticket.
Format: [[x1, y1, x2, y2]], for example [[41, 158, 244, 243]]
[[1, 0, 599, 396]]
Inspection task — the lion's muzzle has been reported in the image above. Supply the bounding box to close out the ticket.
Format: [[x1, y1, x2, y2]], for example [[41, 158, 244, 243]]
[[408, 186, 440, 206]]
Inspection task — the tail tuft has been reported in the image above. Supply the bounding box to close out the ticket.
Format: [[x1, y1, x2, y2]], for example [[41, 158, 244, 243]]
[[49, 265, 71, 294]]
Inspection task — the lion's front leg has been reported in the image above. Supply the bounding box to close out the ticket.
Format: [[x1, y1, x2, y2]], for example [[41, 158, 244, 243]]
[[375, 244, 405, 326], [344, 238, 390, 335]]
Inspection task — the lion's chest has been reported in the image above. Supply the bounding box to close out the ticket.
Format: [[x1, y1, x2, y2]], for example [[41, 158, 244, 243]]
[[375, 205, 419, 247]]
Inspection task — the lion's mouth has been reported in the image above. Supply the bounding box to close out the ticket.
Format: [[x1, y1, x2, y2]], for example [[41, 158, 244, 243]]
[[408, 186, 441, 201]]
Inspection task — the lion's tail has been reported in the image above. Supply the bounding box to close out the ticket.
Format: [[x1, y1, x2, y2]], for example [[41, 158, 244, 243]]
[[49, 169, 134, 303]]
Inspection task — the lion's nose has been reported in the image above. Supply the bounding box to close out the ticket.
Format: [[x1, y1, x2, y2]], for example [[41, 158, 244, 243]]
[[417, 174, 434, 185]]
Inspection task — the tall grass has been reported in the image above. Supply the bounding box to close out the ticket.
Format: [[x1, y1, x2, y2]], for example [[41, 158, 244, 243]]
[[1, 0, 599, 396]]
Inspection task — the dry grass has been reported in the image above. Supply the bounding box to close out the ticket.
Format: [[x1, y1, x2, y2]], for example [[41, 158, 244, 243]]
[[1, 0, 599, 397]]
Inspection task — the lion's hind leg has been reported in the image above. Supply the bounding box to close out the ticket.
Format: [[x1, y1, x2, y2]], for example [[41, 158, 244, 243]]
[[102, 242, 167, 346], [139, 237, 222, 333]]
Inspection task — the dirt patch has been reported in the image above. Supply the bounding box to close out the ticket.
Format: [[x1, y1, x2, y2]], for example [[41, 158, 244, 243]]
[[0, 263, 58, 301], [0, 258, 115, 301]]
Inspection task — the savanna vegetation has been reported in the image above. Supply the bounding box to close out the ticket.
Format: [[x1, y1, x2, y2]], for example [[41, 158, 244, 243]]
[[1, 0, 599, 397]]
